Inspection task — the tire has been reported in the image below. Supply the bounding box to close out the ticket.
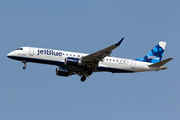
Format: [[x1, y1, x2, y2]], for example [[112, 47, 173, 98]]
[[87, 70, 93, 75], [23, 66, 26, 69], [81, 76, 86, 82]]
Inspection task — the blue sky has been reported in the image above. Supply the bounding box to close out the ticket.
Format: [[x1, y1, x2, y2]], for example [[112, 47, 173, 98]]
[[0, 0, 179, 120]]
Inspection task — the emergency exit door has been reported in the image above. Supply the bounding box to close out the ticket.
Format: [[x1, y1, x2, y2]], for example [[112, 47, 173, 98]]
[[131, 59, 135, 68]]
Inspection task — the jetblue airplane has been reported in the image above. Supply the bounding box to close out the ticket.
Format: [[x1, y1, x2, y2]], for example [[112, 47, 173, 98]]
[[7, 38, 173, 82]]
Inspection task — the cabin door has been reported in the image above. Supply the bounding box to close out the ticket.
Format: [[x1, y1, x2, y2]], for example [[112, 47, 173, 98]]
[[29, 47, 34, 56]]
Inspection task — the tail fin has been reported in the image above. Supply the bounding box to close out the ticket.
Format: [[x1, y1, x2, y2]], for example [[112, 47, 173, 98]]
[[136, 41, 166, 63]]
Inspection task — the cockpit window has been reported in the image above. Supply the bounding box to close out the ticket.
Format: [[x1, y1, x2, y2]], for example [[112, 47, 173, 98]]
[[17, 48, 23, 50]]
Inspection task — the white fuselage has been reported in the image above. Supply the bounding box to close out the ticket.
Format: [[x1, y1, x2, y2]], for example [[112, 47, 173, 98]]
[[7, 47, 159, 73]]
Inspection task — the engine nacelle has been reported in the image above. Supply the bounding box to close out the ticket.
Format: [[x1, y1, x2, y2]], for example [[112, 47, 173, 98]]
[[65, 57, 81, 66], [56, 67, 71, 77]]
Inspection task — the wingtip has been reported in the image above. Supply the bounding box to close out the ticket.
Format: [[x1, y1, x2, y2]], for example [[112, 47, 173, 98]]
[[115, 37, 124, 46]]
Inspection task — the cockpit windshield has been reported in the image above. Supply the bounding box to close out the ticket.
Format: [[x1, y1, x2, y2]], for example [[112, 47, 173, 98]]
[[16, 48, 23, 50]]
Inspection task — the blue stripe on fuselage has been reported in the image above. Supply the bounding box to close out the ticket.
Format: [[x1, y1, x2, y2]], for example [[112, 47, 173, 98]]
[[8, 56, 133, 73], [7, 56, 64, 66]]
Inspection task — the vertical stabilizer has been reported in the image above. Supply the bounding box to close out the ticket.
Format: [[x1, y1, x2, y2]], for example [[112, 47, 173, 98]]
[[136, 41, 166, 63]]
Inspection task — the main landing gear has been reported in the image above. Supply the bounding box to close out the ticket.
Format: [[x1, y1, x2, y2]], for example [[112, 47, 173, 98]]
[[22, 61, 26, 70], [80, 69, 93, 82], [81, 76, 86, 82], [87, 69, 93, 75]]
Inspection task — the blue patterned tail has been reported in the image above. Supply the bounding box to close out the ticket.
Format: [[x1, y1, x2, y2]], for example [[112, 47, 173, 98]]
[[136, 41, 166, 63]]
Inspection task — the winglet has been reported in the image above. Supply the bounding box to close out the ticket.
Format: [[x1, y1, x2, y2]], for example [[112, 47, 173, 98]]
[[115, 37, 124, 46]]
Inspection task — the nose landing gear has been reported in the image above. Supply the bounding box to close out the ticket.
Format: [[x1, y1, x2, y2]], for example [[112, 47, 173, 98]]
[[23, 66, 26, 69], [22, 61, 26, 69]]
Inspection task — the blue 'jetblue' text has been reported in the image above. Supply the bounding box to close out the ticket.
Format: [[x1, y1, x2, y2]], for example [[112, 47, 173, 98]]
[[37, 49, 62, 56]]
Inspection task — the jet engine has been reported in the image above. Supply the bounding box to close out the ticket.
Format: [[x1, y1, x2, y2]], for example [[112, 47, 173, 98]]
[[56, 67, 73, 77], [64, 57, 81, 66]]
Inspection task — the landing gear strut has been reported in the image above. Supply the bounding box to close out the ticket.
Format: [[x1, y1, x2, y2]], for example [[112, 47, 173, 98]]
[[81, 76, 86, 82], [22, 61, 26, 69]]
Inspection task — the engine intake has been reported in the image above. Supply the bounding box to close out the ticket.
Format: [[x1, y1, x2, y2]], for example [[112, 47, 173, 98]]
[[65, 57, 81, 66], [56, 67, 71, 77]]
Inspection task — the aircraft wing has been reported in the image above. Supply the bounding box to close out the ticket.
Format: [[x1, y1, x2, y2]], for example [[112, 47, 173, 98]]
[[82, 38, 124, 63]]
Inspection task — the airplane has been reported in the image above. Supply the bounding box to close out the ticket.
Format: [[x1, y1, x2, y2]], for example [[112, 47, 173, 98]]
[[7, 38, 173, 82]]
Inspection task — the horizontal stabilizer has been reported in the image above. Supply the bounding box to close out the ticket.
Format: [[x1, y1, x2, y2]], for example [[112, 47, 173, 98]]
[[149, 58, 173, 68]]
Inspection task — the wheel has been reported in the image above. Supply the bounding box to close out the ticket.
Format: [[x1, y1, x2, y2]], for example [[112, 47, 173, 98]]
[[23, 66, 26, 69], [81, 76, 86, 82], [87, 70, 93, 75]]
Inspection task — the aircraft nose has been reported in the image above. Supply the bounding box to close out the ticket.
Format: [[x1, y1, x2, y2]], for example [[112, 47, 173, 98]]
[[7, 52, 14, 58]]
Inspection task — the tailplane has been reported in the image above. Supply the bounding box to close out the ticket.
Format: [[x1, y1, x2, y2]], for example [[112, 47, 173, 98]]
[[148, 58, 173, 70], [136, 41, 166, 63]]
